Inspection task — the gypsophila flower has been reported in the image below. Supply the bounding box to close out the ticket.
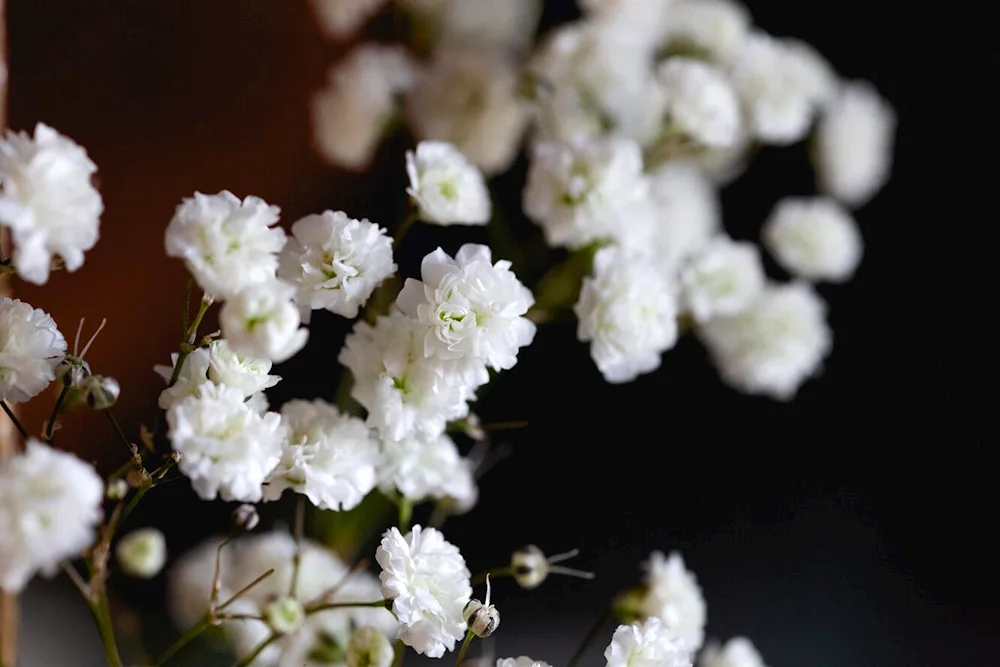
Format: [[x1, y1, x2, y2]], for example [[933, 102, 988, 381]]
[[397, 244, 536, 372], [165, 191, 285, 299], [263, 399, 380, 511], [498, 658, 552, 667], [430, 0, 543, 55], [116, 528, 167, 580], [698, 637, 767, 667], [641, 552, 707, 653], [378, 433, 477, 508], [339, 312, 477, 441], [0, 297, 67, 404], [575, 246, 679, 384], [310, 0, 386, 39], [0, 123, 103, 285], [646, 164, 721, 268], [762, 197, 862, 282], [659, 58, 742, 148], [348, 626, 395, 667], [662, 0, 751, 63], [167, 382, 286, 502], [206, 339, 281, 397], [605, 618, 693, 667], [813, 81, 896, 207], [154, 347, 211, 411], [698, 282, 832, 400], [406, 142, 492, 225], [680, 236, 765, 322], [219, 280, 309, 364], [278, 210, 396, 320], [0, 440, 103, 592], [376, 525, 472, 657]]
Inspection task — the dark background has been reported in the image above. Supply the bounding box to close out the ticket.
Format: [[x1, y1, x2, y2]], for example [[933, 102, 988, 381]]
[[8, 1, 992, 666]]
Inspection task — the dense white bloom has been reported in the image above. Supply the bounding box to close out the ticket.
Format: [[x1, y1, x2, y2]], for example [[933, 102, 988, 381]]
[[377, 525, 472, 657], [219, 280, 309, 364], [264, 399, 380, 511], [429, 0, 543, 55], [339, 312, 477, 441], [524, 137, 653, 249], [698, 282, 832, 400], [165, 191, 285, 299], [278, 210, 396, 320], [154, 348, 211, 410], [310, 0, 386, 39], [498, 658, 552, 667], [680, 236, 765, 322], [813, 81, 896, 207], [406, 142, 491, 225], [605, 618, 693, 667], [397, 244, 535, 372], [762, 197, 862, 282], [348, 626, 395, 667], [167, 382, 286, 502], [698, 637, 767, 667], [641, 552, 707, 653], [0, 123, 103, 285], [0, 297, 67, 404], [579, 0, 672, 48], [312, 46, 415, 170], [207, 339, 282, 397], [0, 440, 103, 592], [574, 246, 679, 384], [116, 528, 167, 579], [662, 0, 751, 63], [659, 58, 742, 148], [378, 433, 476, 509], [646, 164, 721, 267], [406, 49, 530, 176]]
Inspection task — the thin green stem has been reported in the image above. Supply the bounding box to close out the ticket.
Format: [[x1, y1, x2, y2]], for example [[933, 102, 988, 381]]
[[232, 633, 278, 667], [305, 598, 388, 615], [91, 582, 124, 667], [105, 410, 132, 452], [391, 639, 405, 667], [60, 562, 90, 599], [566, 610, 611, 667], [0, 402, 26, 441], [394, 212, 418, 246], [397, 498, 413, 533], [152, 614, 211, 667], [43, 384, 70, 441], [181, 277, 194, 339], [470, 567, 513, 586], [290, 496, 306, 598], [168, 294, 213, 388], [454, 630, 475, 667], [218, 568, 276, 611]]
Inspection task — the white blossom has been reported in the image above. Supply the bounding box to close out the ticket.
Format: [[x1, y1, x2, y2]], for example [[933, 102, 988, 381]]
[[348, 626, 395, 667], [154, 348, 211, 410], [433, 0, 543, 55], [0, 440, 104, 592], [116, 528, 167, 580], [579, 0, 672, 49], [0, 297, 67, 404], [312, 45, 415, 170], [698, 282, 832, 400], [406, 142, 492, 225], [278, 210, 396, 320], [605, 618, 693, 667], [574, 246, 678, 384], [406, 49, 530, 176], [167, 382, 286, 502], [339, 312, 477, 441], [264, 399, 380, 511], [641, 552, 707, 653], [397, 244, 535, 372], [680, 236, 765, 322], [523, 137, 654, 249], [376, 525, 472, 657], [0, 123, 103, 285], [762, 197, 863, 282], [659, 58, 742, 148], [662, 0, 751, 63], [165, 191, 285, 299], [698, 637, 767, 667], [219, 280, 309, 364], [813, 81, 896, 207], [207, 339, 282, 398], [378, 433, 476, 509], [498, 658, 552, 667], [646, 164, 721, 267], [310, 0, 386, 39]]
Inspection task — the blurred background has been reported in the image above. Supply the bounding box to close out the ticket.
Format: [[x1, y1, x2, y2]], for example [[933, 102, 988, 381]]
[[5, 1, 992, 666]]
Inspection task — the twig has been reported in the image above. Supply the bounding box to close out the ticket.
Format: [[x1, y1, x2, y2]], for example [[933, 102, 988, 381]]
[[0, 402, 26, 440]]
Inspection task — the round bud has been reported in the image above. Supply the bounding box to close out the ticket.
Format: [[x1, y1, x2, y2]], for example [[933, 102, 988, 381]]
[[233, 504, 260, 531], [106, 478, 128, 500], [511, 545, 548, 589], [264, 597, 306, 635], [463, 598, 500, 638], [85, 376, 120, 410], [57, 357, 91, 388], [116, 528, 167, 579], [347, 627, 394, 667]]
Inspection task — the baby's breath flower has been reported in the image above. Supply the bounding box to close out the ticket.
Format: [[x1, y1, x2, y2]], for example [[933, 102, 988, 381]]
[[406, 142, 492, 225], [0, 297, 67, 404], [762, 197, 863, 282]]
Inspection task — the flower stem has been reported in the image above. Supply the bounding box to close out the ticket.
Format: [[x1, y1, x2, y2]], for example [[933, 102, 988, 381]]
[[454, 630, 475, 667], [105, 410, 133, 452], [0, 402, 26, 441], [152, 614, 211, 667], [290, 496, 306, 598], [566, 610, 611, 667], [471, 566, 513, 586], [391, 639, 406, 667], [394, 212, 419, 246], [43, 384, 70, 442], [91, 581, 124, 667], [168, 294, 213, 388], [232, 633, 278, 667], [305, 598, 389, 614], [397, 498, 413, 533]]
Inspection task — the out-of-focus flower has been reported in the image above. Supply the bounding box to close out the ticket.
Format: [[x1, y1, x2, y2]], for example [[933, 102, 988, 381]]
[[698, 637, 768, 667], [406, 142, 492, 225], [762, 197, 863, 282], [640, 552, 706, 653], [659, 58, 742, 148], [310, 0, 386, 40], [605, 618, 693, 667], [0, 297, 67, 404], [661, 0, 751, 63], [116, 528, 168, 579], [680, 236, 765, 322], [646, 163, 722, 268], [219, 280, 309, 364], [378, 433, 477, 510]]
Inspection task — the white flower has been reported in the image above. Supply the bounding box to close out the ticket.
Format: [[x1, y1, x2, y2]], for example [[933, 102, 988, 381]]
[[523, 137, 653, 250], [0, 297, 67, 404], [698, 637, 767, 667], [207, 339, 282, 397], [154, 347, 211, 410], [339, 313, 477, 441], [641, 552, 706, 653], [278, 210, 396, 320], [437, 0, 543, 54], [698, 282, 832, 400], [165, 191, 285, 299], [219, 280, 309, 364], [406, 49, 530, 176], [605, 618, 693, 667], [498, 658, 552, 667], [574, 246, 678, 384], [348, 626, 395, 667], [166, 382, 286, 502], [813, 81, 896, 207], [659, 58, 742, 148], [646, 164, 721, 267], [310, 0, 386, 39], [762, 197, 862, 282], [312, 45, 415, 171], [579, 0, 672, 49], [378, 433, 476, 508], [662, 0, 751, 63], [397, 244, 536, 372], [0, 123, 103, 285], [376, 525, 472, 657], [0, 440, 104, 592], [406, 142, 491, 225], [264, 399, 380, 511], [116, 528, 168, 579], [680, 236, 765, 322]]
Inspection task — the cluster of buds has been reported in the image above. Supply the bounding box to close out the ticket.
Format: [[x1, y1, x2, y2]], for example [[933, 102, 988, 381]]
[[54, 317, 120, 411]]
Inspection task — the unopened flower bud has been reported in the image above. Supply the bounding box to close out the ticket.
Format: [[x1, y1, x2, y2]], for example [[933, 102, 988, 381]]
[[264, 597, 305, 635], [347, 626, 394, 667], [233, 504, 260, 531], [106, 478, 128, 500], [83, 375, 120, 410], [511, 545, 594, 590], [116, 528, 167, 579], [57, 358, 91, 388], [463, 574, 500, 638]]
